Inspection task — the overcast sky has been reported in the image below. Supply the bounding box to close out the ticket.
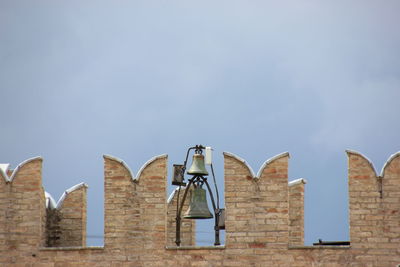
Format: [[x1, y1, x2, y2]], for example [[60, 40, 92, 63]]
[[1, 1, 399, 246]]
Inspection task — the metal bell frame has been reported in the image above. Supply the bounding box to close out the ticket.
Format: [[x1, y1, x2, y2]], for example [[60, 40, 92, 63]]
[[174, 145, 223, 247]]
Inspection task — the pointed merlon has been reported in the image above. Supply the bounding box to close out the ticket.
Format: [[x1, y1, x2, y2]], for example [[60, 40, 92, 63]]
[[223, 151, 290, 179], [346, 150, 400, 177], [0, 156, 43, 183], [103, 154, 168, 182], [380, 151, 400, 177], [56, 182, 88, 209], [346, 150, 378, 177]]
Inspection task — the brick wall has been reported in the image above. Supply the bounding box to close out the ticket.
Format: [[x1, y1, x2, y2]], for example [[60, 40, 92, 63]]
[[224, 152, 290, 251], [45, 183, 88, 247], [289, 178, 306, 246], [0, 157, 45, 264], [57, 183, 88, 247], [0, 150, 399, 266], [348, 150, 400, 265], [0, 165, 9, 254], [103, 154, 167, 264]]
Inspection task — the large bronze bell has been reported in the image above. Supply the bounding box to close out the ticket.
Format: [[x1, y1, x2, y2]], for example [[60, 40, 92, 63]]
[[187, 154, 208, 176], [183, 187, 213, 219]]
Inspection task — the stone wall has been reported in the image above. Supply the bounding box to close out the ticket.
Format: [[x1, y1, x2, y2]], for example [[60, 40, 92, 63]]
[[0, 150, 399, 266]]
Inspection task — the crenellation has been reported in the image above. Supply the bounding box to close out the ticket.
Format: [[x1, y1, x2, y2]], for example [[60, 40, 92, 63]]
[[0, 150, 399, 265]]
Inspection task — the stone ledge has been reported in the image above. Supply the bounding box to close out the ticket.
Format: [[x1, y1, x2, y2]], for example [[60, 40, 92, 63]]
[[289, 245, 351, 250], [166, 245, 225, 250], [40, 246, 104, 251]]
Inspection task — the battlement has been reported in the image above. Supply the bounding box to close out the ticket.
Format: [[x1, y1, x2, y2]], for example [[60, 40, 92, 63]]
[[0, 150, 399, 266]]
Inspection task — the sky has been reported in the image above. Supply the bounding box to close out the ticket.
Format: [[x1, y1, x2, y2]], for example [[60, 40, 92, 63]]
[[1, 1, 399, 246]]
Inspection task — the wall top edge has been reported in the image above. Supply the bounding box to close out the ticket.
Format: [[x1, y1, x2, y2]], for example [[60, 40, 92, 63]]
[[40, 246, 104, 251], [288, 178, 307, 187], [288, 245, 351, 250], [165, 245, 226, 250]]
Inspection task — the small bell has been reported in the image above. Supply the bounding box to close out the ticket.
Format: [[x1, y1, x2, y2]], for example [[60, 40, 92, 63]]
[[183, 187, 213, 219], [187, 154, 208, 176]]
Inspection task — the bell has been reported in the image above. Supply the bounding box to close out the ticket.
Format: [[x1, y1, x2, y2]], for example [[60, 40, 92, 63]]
[[187, 154, 208, 176], [183, 187, 213, 219]]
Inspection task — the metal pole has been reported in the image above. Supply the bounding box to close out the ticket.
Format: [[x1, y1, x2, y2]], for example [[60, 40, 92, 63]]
[[175, 177, 194, 246], [203, 178, 220, 246]]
